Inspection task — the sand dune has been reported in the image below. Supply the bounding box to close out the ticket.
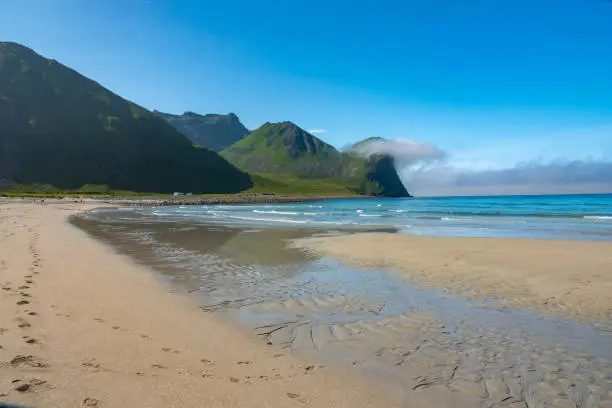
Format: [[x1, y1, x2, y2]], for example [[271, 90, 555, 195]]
[[293, 233, 612, 321]]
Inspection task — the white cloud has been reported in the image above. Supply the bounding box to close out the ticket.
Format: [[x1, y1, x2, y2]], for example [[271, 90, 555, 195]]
[[308, 129, 327, 134], [401, 160, 612, 196], [352, 136, 612, 196], [351, 138, 446, 167]]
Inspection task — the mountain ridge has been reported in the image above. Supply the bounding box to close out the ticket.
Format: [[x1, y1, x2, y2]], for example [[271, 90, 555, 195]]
[[0, 41, 409, 197], [0, 42, 252, 193], [154, 110, 249, 152], [222, 122, 410, 197]]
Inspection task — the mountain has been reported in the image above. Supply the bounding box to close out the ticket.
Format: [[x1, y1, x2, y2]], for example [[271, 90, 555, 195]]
[[0, 42, 252, 193], [347, 138, 411, 198], [221, 122, 410, 197], [154, 111, 249, 152], [221, 122, 356, 178]]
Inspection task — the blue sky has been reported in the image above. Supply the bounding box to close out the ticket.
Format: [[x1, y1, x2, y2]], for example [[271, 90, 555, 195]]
[[2, 0, 612, 191]]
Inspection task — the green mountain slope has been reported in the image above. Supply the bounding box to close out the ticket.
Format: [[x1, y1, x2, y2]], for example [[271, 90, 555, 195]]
[[0, 42, 252, 194], [222, 122, 410, 197], [154, 111, 249, 152], [221, 122, 359, 178]]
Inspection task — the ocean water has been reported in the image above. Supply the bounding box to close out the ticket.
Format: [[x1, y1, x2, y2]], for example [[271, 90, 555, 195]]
[[122, 194, 612, 241]]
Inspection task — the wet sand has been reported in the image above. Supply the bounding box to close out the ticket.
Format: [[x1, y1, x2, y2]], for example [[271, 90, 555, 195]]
[[72, 208, 612, 408], [293, 233, 612, 321], [0, 201, 410, 407]]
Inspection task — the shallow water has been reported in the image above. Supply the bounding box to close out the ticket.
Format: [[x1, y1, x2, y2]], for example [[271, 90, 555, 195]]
[[72, 209, 612, 407], [128, 194, 612, 241]]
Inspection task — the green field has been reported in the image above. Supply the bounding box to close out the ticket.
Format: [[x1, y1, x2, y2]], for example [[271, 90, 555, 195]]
[[0, 177, 363, 199], [245, 174, 363, 196]]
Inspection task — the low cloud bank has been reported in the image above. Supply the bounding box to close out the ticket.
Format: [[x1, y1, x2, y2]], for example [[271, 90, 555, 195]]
[[405, 160, 612, 196], [354, 138, 612, 196], [351, 138, 446, 166], [456, 160, 612, 186]]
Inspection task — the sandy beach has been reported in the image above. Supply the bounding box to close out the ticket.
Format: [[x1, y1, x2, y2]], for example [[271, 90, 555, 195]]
[[2, 201, 611, 408], [293, 233, 612, 321], [0, 201, 414, 407]]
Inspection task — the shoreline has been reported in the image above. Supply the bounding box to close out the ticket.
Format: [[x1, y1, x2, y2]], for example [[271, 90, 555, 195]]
[[0, 202, 407, 407], [2, 194, 376, 208], [109, 195, 374, 208], [293, 233, 612, 322]]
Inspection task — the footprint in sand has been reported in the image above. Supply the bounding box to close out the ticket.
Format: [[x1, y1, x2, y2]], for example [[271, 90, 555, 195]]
[[304, 365, 324, 374], [200, 358, 215, 366], [22, 336, 37, 344], [10, 355, 49, 368], [15, 318, 31, 328], [12, 377, 49, 393], [151, 364, 167, 369], [200, 370, 214, 378], [237, 361, 251, 366], [16, 300, 29, 306], [81, 359, 101, 371], [286, 392, 307, 403], [82, 397, 102, 406], [161, 347, 180, 354]]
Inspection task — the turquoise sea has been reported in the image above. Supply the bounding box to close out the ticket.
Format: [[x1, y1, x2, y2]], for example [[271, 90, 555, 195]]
[[125, 194, 612, 241]]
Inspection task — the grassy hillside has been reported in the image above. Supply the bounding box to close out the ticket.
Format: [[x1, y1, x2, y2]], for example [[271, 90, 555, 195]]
[[222, 122, 362, 178], [0, 42, 252, 194], [246, 174, 362, 196], [222, 122, 410, 197], [155, 111, 249, 152]]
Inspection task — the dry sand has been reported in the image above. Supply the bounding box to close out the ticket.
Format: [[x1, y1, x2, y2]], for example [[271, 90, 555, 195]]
[[0, 202, 416, 407], [293, 233, 612, 321]]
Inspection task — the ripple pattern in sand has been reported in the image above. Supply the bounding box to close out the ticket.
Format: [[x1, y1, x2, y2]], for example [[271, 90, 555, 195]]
[[241, 295, 612, 407], [71, 216, 612, 408]]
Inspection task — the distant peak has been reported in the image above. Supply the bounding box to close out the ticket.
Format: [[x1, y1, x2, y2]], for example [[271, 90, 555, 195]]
[[349, 136, 388, 150], [359, 136, 387, 144], [280, 121, 299, 129], [0, 42, 42, 58], [0, 41, 30, 50]]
